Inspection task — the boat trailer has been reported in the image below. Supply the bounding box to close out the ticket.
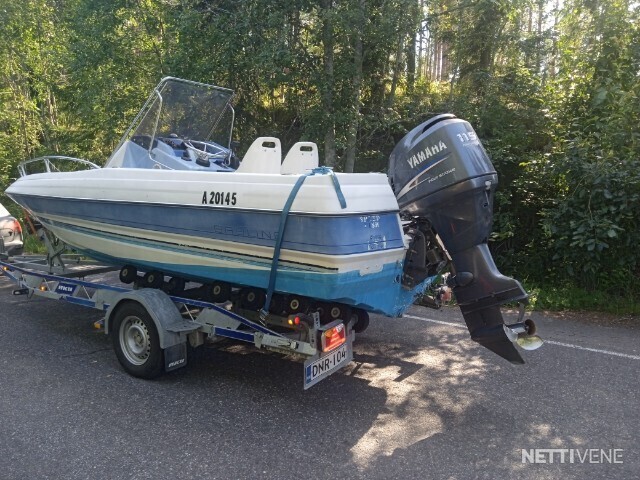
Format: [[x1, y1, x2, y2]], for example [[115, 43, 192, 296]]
[[0, 254, 353, 389]]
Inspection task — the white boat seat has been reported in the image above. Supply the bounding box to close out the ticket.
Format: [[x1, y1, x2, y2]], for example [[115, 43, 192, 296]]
[[236, 137, 282, 174], [281, 142, 319, 174]]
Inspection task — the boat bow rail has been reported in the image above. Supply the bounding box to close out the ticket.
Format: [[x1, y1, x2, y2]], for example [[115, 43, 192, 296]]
[[18, 156, 100, 178], [0, 257, 353, 389]]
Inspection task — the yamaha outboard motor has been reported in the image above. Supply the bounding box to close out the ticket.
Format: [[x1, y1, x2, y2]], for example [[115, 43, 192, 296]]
[[389, 114, 541, 364]]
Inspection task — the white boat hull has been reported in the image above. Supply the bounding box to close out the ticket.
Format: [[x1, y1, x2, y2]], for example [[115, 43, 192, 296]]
[[7, 168, 434, 316]]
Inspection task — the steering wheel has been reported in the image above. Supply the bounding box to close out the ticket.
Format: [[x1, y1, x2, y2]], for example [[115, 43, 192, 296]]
[[183, 140, 229, 165]]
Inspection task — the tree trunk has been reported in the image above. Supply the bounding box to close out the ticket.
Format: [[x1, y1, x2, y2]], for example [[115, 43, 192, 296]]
[[407, 30, 416, 93], [321, 0, 336, 167], [535, 0, 544, 73], [387, 33, 405, 107], [407, 0, 420, 93], [548, 0, 560, 81], [345, 0, 365, 173], [442, 41, 450, 80], [417, 1, 424, 80]]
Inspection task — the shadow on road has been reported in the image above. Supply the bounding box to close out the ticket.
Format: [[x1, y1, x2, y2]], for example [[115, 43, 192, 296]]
[[1, 277, 636, 479]]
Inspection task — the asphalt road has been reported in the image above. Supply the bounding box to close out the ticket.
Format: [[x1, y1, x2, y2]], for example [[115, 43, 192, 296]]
[[0, 275, 638, 480]]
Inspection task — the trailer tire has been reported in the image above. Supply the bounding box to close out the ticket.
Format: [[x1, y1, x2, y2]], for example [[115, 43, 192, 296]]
[[286, 295, 308, 314], [167, 277, 186, 295], [119, 265, 137, 284], [329, 304, 351, 322], [207, 281, 231, 303], [111, 302, 164, 379], [143, 271, 164, 289], [352, 309, 370, 333], [240, 288, 265, 310]]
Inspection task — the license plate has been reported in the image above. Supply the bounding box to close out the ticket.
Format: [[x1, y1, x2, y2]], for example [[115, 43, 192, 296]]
[[304, 340, 352, 389]]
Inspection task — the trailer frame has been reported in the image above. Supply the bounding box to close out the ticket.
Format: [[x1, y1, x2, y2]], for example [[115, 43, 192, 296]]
[[0, 255, 354, 389]]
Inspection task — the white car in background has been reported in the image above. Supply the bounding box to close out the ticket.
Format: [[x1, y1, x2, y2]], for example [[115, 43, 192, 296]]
[[0, 202, 24, 256]]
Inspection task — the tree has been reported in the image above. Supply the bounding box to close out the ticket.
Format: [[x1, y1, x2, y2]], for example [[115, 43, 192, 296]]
[[1, 0, 638, 301], [541, 0, 640, 291]]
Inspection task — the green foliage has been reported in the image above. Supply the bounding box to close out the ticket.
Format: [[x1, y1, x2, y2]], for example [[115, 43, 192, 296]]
[[539, 0, 640, 294], [0, 0, 638, 309], [22, 234, 47, 255], [542, 156, 640, 291], [526, 282, 640, 316]]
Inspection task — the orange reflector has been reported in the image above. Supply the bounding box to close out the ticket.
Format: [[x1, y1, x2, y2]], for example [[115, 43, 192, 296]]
[[39, 285, 47, 291], [321, 323, 346, 352]]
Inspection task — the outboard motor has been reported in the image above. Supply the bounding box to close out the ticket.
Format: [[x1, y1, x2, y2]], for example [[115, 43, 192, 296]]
[[389, 114, 541, 364]]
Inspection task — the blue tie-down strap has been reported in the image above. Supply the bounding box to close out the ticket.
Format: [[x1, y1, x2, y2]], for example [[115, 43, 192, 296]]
[[311, 166, 347, 208], [260, 167, 347, 320]]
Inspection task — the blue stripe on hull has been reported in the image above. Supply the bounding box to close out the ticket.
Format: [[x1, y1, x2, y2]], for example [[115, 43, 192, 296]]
[[46, 218, 325, 273], [13, 194, 403, 255], [41, 215, 431, 315]]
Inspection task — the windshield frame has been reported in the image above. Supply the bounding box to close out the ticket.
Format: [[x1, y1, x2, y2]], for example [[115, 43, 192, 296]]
[[106, 77, 235, 168]]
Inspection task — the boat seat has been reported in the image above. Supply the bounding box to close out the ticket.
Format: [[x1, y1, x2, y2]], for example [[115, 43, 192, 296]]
[[236, 137, 282, 174], [281, 142, 319, 174]]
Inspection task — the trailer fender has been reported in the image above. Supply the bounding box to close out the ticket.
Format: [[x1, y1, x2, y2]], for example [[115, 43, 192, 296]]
[[105, 289, 186, 349]]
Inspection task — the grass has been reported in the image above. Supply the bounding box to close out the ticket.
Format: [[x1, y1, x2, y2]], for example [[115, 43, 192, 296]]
[[524, 282, 640, 316], [22, 234, 48, 254], [426, 273, 639, 317]]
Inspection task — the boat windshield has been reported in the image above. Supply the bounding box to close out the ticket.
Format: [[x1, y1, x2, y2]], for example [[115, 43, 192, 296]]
[[106, 77, 235, 171]]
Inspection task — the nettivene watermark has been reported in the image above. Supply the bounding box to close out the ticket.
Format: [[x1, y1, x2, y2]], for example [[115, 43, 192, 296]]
[[521, 449, 623, 464]]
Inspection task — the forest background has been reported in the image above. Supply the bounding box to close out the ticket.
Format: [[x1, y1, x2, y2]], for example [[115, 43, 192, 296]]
[[0, 0, 638, 312]]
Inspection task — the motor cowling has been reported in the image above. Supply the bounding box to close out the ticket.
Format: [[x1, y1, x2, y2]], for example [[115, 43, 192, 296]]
[[389, 114, 530, 364]]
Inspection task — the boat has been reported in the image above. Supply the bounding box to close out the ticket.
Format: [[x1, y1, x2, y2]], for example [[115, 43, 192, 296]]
[[6, 77, 540, 363]]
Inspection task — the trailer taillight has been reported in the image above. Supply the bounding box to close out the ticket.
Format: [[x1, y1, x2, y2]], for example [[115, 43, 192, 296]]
[[321, 323, 346, 352]]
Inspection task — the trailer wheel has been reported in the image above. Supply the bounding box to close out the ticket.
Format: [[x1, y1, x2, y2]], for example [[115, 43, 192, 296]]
[[314, 302, 332, 323], [207, 281, 231, 303], [119, 265, 137, 284], [111, 302, 163, 379], [352, 309, 370, 333], [269, 293, 287, 315], [143, 271, 163, 289], [167, 277, 186, 295], [240, 288, 265, 310], [329, 304, 351, 322], [286, 295, 309, 314], [315, 302, 350, 323]]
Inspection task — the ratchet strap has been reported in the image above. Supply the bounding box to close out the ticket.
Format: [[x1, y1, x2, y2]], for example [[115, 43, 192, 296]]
[[260, 167, 346, 320]]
